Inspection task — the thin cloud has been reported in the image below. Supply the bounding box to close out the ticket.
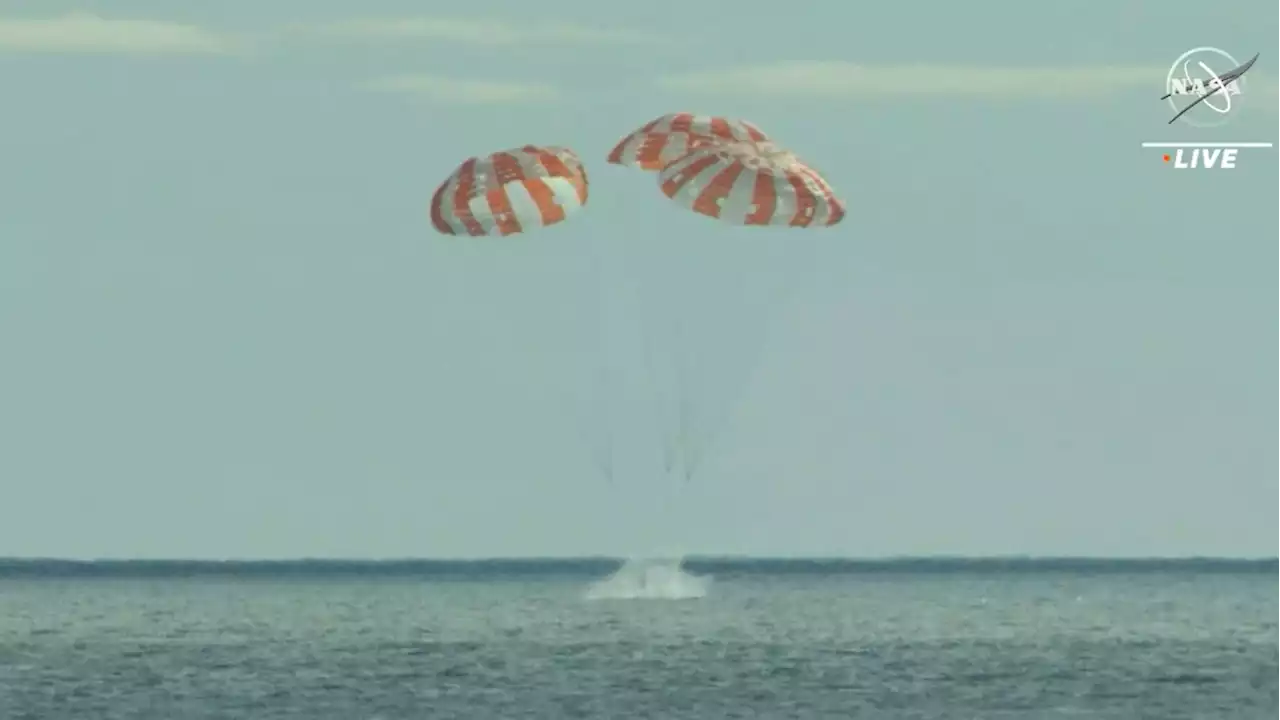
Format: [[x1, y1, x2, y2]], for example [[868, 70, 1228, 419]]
[[0, 12, 239, 54], [298, 16, 667, 46], [657, 61, 1171, 98], [361, 74, 558, 105]]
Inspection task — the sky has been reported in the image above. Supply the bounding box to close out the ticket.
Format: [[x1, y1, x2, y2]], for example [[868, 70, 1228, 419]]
[[0, 1, 1276, 560]]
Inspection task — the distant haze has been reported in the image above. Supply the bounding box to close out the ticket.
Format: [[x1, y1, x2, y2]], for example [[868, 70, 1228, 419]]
[[1, 1, 1275, 559]]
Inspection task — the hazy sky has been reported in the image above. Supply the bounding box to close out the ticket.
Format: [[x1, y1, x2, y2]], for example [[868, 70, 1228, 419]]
[[1, 1, 1276, 559]]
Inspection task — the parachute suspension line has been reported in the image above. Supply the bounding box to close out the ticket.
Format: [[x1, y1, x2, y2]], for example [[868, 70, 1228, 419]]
[[588, 230, 616, 485], [556, 330, 612, 484], [671, 281, 727, 486], [630, 243, 682, 484], [672, 314, 698, 485], [590, 339, 614, 486], [672, 244, 799, 487], [556, 229, 615, 487], [636, 280, 675, 479], [549, 283, 611, 485], [680, 311, 748, 484]]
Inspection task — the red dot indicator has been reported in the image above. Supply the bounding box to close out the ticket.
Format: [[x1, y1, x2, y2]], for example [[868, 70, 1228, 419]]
[[1162, 154, 1171, 162]]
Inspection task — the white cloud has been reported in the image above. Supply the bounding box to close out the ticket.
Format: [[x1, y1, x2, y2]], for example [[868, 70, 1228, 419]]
[[361, 74, 558, 104], [657, 61, 1171, 98], [0, 12, 238, 54], [299, 16, 666, 46]]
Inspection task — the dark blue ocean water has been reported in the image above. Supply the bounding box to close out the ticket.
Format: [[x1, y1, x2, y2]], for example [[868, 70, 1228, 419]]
[[0, 558, 1275, 719]]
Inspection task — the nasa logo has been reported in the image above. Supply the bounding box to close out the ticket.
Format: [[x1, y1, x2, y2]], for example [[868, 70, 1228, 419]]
[[1143, 50, 1271, 167], [1163, 47, 1256, 127]]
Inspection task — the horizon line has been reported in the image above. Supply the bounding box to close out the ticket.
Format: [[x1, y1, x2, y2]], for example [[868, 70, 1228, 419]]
[[1, 554, 1274, 564], [2, 556, 1272, 579]]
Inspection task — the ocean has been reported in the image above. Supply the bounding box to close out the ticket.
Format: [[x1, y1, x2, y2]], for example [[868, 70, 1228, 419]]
[[0, 558, 1274, 719]]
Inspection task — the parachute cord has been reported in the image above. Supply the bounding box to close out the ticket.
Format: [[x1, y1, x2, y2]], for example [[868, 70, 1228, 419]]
[[675, 244, 808, 485], [636, 278, 674, 478], [555, 340, 613, 484], [593, 352, 614, 486], [673, 315, 697, 486], [630, 242, 680, 482], [584, 231, 615, 485]]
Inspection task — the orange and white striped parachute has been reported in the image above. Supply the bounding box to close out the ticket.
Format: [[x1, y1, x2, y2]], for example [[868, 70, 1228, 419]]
[[430, 145, 589, 237], [607, 113, 769, 172], [657, 139, 845, 228]]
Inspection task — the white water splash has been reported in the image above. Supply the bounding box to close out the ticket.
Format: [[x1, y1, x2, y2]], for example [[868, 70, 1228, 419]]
[[585, 557, 710, 600]]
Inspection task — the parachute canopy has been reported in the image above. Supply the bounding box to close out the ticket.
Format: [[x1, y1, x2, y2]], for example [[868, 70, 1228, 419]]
[[657, 140, 845, 227], [608, 113, 769, 172], [430, 145, 589, 237]]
